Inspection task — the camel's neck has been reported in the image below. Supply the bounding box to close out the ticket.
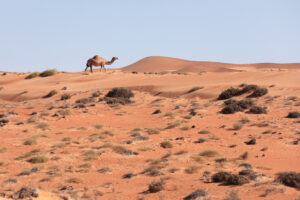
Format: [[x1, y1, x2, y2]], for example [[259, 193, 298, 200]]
[[105, 58, 116, 65]]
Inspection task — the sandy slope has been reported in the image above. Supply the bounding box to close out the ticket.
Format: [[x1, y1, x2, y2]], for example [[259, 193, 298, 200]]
[[0, 58, 300, 199], [122, 56, 300, 73]]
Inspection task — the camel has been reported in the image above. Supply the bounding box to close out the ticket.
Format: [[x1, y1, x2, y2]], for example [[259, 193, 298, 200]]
[[85, 55, 118, 72]]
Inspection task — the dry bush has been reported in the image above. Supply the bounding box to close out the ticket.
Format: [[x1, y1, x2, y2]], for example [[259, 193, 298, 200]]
[[232, 122, 243, 130], [61, 94, 71, 100], [248, 106, 267, 114], [27, 156, 48, 164], [187, 86, 204, 93], [25, 72, 39, 79], [145, 127, 161, 134], [247, 87, 268, 98], [276, 172, 300, 188], [39, 69, 58, 77], [212, 171, 249, 185], [165, 120, 181, 129], [43, 90, 58, 98], [160, 141, 173, 148], [199, 149, 220, 157], [185, 166, 202, 174], [286, 111, 300, 118], [148, 180, 164, 193], [183, 189, 209, 200], [198, 129, 210, 134], [24, 138, 37, 145], [106, 87, 134, 99], [221, 99, 253, 114]]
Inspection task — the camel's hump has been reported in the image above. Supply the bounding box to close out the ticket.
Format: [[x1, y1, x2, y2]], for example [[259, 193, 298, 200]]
[[92, 55, 106, 62]]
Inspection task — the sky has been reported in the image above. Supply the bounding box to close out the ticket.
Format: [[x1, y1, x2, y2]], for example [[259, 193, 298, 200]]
[[0, 0, 299, 72]]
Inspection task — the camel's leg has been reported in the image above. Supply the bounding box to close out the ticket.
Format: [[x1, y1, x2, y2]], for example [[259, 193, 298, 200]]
[[90, 66, 93, 73], [84, 66, 88, 71]]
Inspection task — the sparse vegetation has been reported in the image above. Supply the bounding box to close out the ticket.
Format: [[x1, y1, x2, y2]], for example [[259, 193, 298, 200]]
[[212, 171, 249, 185], [145, 127, 161, 134], [198, 129, 210, 134], [248, 106, 267, 114], [185, 166, 201, 174], [183, 189, 209, 200], [165, 120, 181, 129], [276, 172, 300, 188], [24, 138, 37, 145], [61, 93, 71, 100], [160, 141, 173, 148], [39, 69, 58, 77], [221, 99, 253, 114], [148, 180, 164, 193], [0, 147, 7, 153], [232, 122, 243, 130], [43, 90, 58, 98], [187, 86, 204, 93], [25, 72, 39, 79], [286, 111, 300, 118], [27, 156, 48, 163], [247, 87, 268, 98], [199, 149, 220, 157]]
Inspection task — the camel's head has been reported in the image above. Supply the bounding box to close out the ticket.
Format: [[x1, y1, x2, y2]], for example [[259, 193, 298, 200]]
[[113, 57, 118, 61]]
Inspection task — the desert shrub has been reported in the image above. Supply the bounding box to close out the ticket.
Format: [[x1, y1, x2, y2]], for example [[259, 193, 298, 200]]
[[61, 94, 71, 100], [248, 106, 267, 114], [39, 69, 57, 77], [233, 122, 243, 130], [36, 122, 49, 130], [224, 190, 241, 200], [148, 180, 164, 193], [160, 141, 173, 148], [92, 91, 102, 97], [183, 189, 209, 200], [187, 86, 204, 93], [102, 97, 131, 105], [239, 84, 258, 94], [165, 120, 181, 129], [276, 172, 300, 188], [198, 129, 210, 134], [218, 88, 241, 100], [66, 177, 82, 183], [25, 72, 39, 79], [222, 99, 254, 114], [112, 146, 133, 156], [27, 156, 48, 163], [247, 87, 268, 98], [105, 87, 134, 99], [199, 149, 220, 157], [75, 97, 94, 104], [43, 90, 58, 98], [57, 108, 71, 116], [145, 127, 161, 134], [286, 111, 300, 118], [212, 172, 249, 185], [185, 166, 201, 174], [0, 147, 7, 153], [212, 171, 232, 182], [24, 138, 37, 145]]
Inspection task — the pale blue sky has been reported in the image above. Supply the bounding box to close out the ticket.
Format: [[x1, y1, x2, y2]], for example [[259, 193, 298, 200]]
[[0, 0, 299, 72]]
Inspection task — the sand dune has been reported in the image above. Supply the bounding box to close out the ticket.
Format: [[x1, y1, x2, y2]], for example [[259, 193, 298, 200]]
[[0, 59, 300, 199], [122, 56, 300, 73]]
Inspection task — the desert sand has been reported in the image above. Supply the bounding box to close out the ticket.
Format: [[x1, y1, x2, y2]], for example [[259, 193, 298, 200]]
[[0, 56, 299, 199]]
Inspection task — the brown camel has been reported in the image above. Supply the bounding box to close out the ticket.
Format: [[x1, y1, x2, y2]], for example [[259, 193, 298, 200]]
[[85, 55, 118, 72]]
